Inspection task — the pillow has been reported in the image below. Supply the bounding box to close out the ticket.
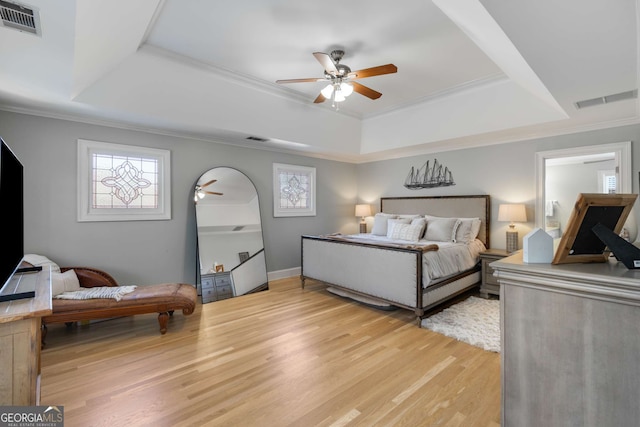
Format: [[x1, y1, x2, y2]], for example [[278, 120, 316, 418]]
[[397, 214, 422, 220], [51, 269, 81, 296], [386, 218, 412, 238], [424, 217, 460, 242], [371, 213, 398, 236], [425, 215, 481, 243], [388, 223, 424, 242], [410, 217, 427, 238], [23, 254, 61, 273], [455, 217, 482, 243]]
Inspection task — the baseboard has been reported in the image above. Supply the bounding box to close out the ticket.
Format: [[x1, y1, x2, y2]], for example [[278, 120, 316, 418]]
[[267, 267, 301, 282]]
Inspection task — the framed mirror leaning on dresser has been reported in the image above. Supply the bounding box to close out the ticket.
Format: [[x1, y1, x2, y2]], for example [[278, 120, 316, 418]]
[[194, 167, 269, 303]]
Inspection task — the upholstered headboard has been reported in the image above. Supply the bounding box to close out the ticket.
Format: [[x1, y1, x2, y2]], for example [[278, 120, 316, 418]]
[[380, 195, 491, 247]]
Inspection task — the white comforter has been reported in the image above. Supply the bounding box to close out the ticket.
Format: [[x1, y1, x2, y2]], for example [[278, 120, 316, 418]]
[[339, 233, 486, 287]]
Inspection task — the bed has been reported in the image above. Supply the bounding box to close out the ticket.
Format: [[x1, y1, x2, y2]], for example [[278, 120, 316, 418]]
[[301, 195, 490, 323]]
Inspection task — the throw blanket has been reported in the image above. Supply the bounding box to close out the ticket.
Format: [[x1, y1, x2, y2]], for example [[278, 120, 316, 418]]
[[319, 233, 439, 253], [54, 286, 137, 302]]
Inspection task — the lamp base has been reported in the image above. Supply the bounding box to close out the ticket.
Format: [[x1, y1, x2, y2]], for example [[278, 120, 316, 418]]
[[506, 230, 518, 253], [359, 222, 367, 233]]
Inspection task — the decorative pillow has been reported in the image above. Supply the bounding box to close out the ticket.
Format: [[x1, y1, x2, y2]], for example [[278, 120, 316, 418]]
[[388, 223, 424, 242], [371, 213, 398, 236], [455, 217, 482, 243], [410, 217, 427, 238], [51, 269, 81, 297], [386, 218, 412, 238], [23, 254, 61, 273], [424, 217, 461, 242]]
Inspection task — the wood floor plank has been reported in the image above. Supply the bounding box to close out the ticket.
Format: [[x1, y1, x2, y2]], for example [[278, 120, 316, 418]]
[[40, 278, 500, 426]]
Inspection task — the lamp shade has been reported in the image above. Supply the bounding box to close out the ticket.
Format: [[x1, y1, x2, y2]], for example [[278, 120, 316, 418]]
[[321, 84, 334, 98], [498, 204, 527, 223], [340, 82, 353, 97], [355, 204, 372, 218]]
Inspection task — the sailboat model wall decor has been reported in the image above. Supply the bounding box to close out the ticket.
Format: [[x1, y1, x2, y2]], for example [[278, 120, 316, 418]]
[[404, 159, 455, 189]]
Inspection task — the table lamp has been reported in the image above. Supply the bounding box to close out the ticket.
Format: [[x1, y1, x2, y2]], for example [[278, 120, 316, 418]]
[[355, 204, 372, 233], [498, 203, 527, 253]]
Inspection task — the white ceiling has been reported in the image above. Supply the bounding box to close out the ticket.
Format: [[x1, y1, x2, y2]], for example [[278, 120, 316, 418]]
[[0, 0, 638, 162]]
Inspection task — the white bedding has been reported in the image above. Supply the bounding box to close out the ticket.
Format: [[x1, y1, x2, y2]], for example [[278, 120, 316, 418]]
[[331, 233, 485, 287]]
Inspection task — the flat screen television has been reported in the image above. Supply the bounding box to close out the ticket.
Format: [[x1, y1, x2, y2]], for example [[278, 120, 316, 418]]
[[0, 137, 25, 292]]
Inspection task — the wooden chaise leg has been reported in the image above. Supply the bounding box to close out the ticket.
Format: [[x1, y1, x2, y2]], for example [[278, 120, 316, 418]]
[[158, 312, 169, 334]]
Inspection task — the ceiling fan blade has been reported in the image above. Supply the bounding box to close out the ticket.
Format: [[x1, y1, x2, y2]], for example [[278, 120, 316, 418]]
[[276, 78, 324, 84], [203, 191, 223, 196], [352, 82, 382, 100], [313, 52, 338, 75], [348, 64, 397, 80], [313, 93, 326, 103], [201, 179, 217, 188]]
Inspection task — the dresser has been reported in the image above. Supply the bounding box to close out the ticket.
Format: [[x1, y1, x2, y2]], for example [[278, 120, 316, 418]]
[[0, 266, 51, 405], [201, 271, 235, 303], [492, 253, 640, 427]]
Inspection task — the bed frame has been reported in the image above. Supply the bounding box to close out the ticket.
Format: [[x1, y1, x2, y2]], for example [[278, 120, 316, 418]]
[[301, 195, 490, 323]]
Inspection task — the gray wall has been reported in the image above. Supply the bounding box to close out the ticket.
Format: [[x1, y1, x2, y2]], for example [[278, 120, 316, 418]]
[[3, 109, 640, 285], [357, 125, 640, 250], [0, 111, 357, 286]]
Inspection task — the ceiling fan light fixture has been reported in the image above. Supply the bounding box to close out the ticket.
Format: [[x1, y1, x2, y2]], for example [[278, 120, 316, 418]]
[[340, 82, 353, 97], [275, 50, 397, 109], [321, 84, 334, 98]]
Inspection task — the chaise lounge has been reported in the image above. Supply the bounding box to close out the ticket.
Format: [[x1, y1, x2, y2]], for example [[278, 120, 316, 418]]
[[40, 265, 197, 343]]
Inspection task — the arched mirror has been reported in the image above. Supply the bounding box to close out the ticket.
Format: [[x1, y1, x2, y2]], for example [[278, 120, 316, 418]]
[[194, 167, 268, 303], [536, 141, 633, 239]]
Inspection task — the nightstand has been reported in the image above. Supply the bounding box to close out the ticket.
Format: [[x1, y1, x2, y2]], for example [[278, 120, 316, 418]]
[[479, 249, 510, 298], [201, 271, 235, 303]]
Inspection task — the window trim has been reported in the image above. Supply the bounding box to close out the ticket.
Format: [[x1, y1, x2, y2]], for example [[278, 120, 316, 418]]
[[77, 139, 171, 222]]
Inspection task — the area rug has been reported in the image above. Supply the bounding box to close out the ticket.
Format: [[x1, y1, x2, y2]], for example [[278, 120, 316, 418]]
[[421, 296, 500, 352]]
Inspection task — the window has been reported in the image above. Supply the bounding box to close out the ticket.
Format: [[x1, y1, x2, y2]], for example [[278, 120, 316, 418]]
[[77, 139, 171, 221], [598, 170, 617, 194], [273, 163, 316, 217]]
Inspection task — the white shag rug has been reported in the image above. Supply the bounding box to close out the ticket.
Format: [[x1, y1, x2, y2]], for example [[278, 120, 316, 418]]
[[421, 296, 500, 352]]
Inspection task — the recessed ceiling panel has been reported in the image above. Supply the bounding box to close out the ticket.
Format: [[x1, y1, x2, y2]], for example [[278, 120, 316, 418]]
[[145, 0, 503, 116]]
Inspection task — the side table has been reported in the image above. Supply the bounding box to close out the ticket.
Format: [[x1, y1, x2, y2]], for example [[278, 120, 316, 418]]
[[479, 249, 509, 298]]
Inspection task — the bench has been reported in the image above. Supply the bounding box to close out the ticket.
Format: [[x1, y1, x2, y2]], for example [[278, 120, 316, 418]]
[[41, 266, 197, 343]]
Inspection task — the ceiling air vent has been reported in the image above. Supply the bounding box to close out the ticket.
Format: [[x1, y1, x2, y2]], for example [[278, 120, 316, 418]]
[[575, 90, 637, 109], [0, 0, 40, 36], [246, 136, 268, 142]]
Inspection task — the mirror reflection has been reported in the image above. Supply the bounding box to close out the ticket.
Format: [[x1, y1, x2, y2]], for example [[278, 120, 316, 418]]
[[536, 142, 632, 240], [545, 153, 617, 238], [195, 167, 268, 303]]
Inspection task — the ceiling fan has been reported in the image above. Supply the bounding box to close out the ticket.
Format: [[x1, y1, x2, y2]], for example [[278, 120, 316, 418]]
[[194, 179, 223, 202], [276, 50, 397, 109]]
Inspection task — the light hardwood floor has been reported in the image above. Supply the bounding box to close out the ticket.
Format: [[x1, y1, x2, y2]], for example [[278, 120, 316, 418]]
[[41, 278, 500, 427]]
